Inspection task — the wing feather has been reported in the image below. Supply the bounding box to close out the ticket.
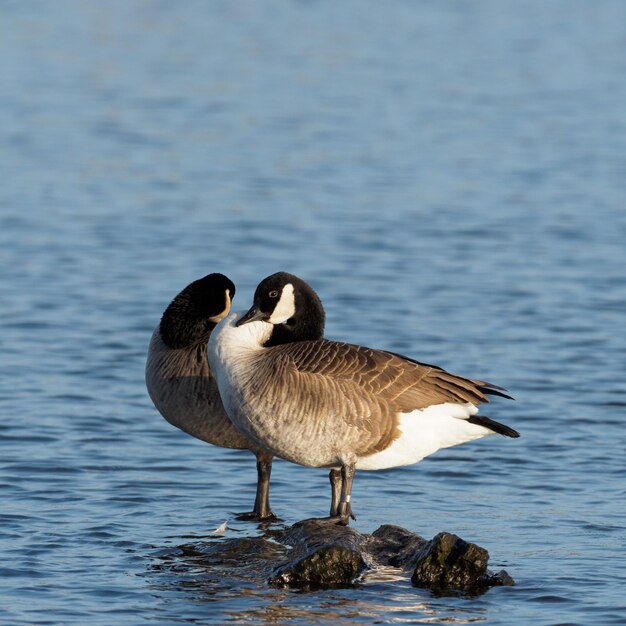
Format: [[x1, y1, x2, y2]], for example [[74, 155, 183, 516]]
[[266, 339, 512, 455]]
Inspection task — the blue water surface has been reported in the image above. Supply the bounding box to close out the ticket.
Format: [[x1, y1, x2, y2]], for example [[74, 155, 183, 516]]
[[1, 1, 625, 624]]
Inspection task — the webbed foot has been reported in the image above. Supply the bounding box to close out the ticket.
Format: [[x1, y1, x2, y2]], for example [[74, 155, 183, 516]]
[[235, 510, 278, 522]]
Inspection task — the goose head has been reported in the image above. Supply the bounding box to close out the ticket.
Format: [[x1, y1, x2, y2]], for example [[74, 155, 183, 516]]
[[236, 272, 325, 346], [160, 273, 236, 349]]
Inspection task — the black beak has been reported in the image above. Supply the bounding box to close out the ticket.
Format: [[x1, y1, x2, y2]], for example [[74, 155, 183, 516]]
[[236, 305, 268, 327]]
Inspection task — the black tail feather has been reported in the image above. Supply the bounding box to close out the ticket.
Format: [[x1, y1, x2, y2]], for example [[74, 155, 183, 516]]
[[468, 415, 520, 438], [480, 385, 515, 401]]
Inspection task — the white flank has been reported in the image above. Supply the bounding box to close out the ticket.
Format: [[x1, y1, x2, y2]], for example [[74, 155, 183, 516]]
[[356, 402, 493, 470], [212, 521, 228, 536], [269, 283, 295, 324]]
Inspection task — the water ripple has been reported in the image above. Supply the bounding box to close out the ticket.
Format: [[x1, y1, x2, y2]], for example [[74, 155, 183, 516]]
[[1, 1, 626, 625]]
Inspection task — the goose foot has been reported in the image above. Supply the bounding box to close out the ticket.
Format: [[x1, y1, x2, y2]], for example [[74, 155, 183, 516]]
[[295, 514, 352, 527], [235, 510, 278, 522]]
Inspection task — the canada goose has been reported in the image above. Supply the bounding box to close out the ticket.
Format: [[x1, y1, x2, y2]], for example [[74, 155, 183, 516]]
[[145, 273, 276, 519], [208, 271, 519, 525]]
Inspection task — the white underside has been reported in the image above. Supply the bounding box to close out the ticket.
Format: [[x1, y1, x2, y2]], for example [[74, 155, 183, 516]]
[[355, 402, 492, 470]]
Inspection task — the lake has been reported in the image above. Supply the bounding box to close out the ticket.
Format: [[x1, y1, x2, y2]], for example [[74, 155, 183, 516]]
[[1, 1, 625, 624]]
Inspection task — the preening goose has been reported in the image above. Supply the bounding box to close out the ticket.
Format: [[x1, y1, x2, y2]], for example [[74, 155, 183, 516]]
[[145, 273, 276, 519], [208, 271, 519, 526]]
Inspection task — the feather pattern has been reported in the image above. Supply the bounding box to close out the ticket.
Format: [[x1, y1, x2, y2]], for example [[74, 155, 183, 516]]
[[210, 313, 518, 471], [209, 272, 518, 522], [146, 328, 254, 450]]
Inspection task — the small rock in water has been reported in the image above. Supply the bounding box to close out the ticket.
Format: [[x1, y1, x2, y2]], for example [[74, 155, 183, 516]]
[[367, 524, 428, 568], [268, 519, 368, 586], [269, 544, 367, 587], [410, 532, 513, 591]]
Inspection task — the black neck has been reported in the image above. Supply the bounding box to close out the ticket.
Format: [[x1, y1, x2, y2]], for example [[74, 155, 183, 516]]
[[160, 309, 217, 350], [264, 304, 325, 347]]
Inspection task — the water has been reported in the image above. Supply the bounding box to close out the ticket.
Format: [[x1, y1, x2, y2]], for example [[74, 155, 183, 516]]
[[1, 0, 625, 623]]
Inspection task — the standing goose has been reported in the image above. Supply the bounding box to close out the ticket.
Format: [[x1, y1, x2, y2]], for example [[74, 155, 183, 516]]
[[145, 272, 331, 520], [145, 273, 276, 519], [208, 271, 519, 525]]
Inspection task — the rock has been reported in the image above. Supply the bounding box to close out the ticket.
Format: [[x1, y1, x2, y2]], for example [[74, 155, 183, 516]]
[[367, 524, 428, 568], [485, 569, 516, 587], [410, 532, 511, 591], [269, 544, 367, 587], [268, 520, 368, 586], [267, 522, 513, 592], [160, 521, 514, 593]]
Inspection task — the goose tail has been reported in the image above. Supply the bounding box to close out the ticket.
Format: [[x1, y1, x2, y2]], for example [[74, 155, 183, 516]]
[[467, 414, 520, 438]]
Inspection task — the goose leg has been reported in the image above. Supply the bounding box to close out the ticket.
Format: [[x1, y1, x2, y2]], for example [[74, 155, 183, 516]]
[[329, 468, 356, 521], [236, 452, 276, 521], [335, 462, 356, 525], [253, 454, 275, 519], [329, 468, 341, 516], [297, 463, 357, 526]]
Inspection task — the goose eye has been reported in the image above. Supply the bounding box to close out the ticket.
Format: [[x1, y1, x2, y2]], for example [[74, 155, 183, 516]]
[[269, 290, 279, 298]]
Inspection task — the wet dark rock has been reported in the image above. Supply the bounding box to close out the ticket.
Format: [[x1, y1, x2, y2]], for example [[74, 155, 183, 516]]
[[268, 520, 368, 586], [410, 532, 490, 590], [177, 535, 286, 579], [266, 521, 513, 592], [161, 521, 514, 593], [367, 524, 428, 568], [269, 544, 367, 587], [486, 569, 516, 587]]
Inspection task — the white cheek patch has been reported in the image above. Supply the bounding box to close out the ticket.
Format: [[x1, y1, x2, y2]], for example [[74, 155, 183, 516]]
[[269, 283, 295, 324]]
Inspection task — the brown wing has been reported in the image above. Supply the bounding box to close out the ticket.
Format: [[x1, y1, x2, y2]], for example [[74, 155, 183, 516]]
[[271, 340, 492, 406], [267, 339, 496, 455]]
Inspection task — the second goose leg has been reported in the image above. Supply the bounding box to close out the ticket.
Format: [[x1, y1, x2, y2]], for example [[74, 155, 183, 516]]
[[335, 462, 356, 525], [329, 467, 356, 521], [236, 452, 276, 521]]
